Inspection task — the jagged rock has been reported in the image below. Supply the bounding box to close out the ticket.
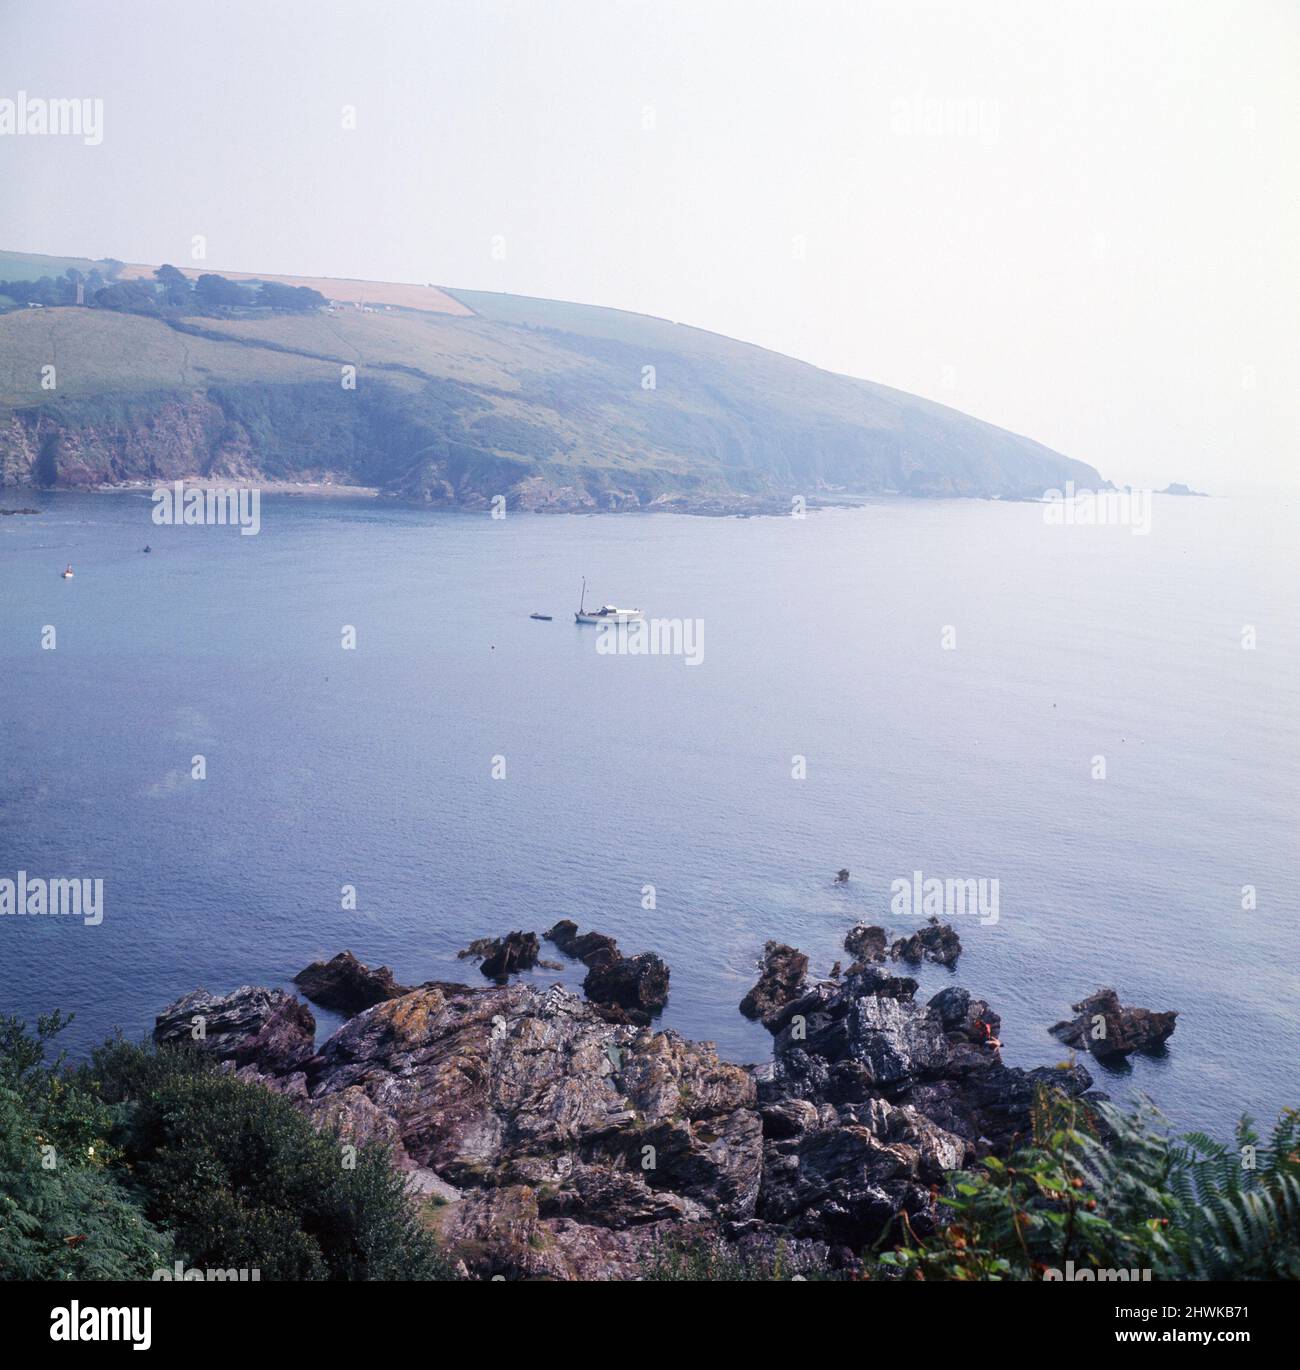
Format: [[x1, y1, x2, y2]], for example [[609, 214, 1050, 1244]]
[[751, 951, 1093, 1247], [583, 952, 670, 1025], [545, 922, 669, 1021], [293, 950, 409, 1015], [155, 936, 1098, 1277], [844, 925, 888, 962], [842, 962, 919, 1000], [457, 937, 499, 960], [154, 986, 315, 1073], [478, 931, 541, 981], [544, 920, 621, 970], [928, 987, 1001, 1045], [1049, 988, 1178, 1060], [889, 918, 962, 967], [739, 941, 808, 1026]]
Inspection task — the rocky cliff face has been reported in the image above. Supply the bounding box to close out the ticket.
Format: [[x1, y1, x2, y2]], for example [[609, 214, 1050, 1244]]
[[156, 954, 1094, 1280]]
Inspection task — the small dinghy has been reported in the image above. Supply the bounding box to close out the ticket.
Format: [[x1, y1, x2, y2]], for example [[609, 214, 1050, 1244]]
[[60, 564, 74, 579], [529, 613, 553, 621]]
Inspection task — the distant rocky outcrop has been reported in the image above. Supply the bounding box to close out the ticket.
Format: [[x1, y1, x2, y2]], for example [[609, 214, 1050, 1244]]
[[1049, 988, 1177, 1061], [293, 950, 409, 1014], [1157, 483, 1208, 497]]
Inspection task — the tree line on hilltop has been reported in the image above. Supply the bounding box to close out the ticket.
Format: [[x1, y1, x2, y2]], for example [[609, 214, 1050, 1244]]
[[0, 262, 327, 317]]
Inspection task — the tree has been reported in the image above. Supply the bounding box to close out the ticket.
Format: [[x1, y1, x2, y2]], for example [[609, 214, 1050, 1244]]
[[93, 280, 158, 312], [193, 273, 249, 309], [257, 280, 327, 312], [153, 263, 192, 307]]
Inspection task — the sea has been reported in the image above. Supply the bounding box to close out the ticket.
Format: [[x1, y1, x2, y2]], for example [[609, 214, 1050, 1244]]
[[1, 487, 1296, 1140]]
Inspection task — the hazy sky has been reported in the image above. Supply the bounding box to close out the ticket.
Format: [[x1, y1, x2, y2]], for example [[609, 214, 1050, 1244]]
[[2, 0, 1296, 490]]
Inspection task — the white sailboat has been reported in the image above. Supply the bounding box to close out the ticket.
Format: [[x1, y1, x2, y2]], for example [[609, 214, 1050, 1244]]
[[574, 576, 643, 624]]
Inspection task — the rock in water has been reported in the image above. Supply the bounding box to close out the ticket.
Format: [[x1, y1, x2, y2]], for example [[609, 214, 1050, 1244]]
[[740, 941, 809, 1026], [154, 986, 315, 1073], [293, 950, 409, 1014], [545, 921, 667, 1019], [583, 952, 670, 1024], [1049, 987, 1177, 1060], [544, 919, 621, 969], [889, 918, 962, 967], [844, 925, 888, 962], [478, 931, 541, 981]]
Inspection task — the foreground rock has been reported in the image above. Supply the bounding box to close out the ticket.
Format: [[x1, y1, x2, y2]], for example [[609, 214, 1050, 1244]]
[[889, 918, 962, 968], [753, 963, 1092, 1245], [739, 941, 809, 1026], [158, 948, 1093, 1279], [1050, 988, 1177, 1060], [293, 950, 409, 1015], [154, 986, 315, 1072]]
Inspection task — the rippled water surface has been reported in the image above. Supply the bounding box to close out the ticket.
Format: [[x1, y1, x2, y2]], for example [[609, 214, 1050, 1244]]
[[1, 489, 1296, 1137]]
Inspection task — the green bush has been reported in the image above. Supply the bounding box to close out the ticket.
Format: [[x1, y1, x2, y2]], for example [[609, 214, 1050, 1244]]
[[97, 1042, 454, 1280], [0, 1014, 171, 1279], [1, 1017, 452, 1281], [871, 1089, 1300, 1281]]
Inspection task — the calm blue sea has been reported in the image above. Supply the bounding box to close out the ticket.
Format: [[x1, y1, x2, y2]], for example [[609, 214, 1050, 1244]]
[[1, 489, 1296, 1138]]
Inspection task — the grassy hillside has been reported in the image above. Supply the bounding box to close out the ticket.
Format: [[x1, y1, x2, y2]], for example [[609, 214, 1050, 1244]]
[[0, 265, 1102, 507], [0, 248, 109, 282]]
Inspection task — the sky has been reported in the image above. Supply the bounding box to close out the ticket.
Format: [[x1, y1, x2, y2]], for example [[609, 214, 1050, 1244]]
[[1, 0, 1296, 491]]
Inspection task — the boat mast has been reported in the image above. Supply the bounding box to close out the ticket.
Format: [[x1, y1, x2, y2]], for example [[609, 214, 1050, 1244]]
[[579, 576, 586, 614]]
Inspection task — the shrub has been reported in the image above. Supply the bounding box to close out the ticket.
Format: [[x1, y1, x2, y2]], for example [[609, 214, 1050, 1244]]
[[871, 1089, 1300, 1281], [0, 1014, 171, 1279], [1, 1019, 451, 1281]]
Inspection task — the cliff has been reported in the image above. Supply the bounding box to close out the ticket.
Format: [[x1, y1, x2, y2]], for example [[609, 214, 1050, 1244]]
[[0, 282, 1102, 508]]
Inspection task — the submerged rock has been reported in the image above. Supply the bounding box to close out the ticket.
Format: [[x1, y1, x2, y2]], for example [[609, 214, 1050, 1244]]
[[293, 950, 409, 1015], [1049, 987, 1178, 1060], [739, 941, 809, 1026]]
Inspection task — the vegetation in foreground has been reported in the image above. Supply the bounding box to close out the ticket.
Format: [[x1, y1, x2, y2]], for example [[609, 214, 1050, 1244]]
[[2, 1013, 1295, 1281], [0, 1013, 451, 1280], [647, 1090, 1300, 1281]]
